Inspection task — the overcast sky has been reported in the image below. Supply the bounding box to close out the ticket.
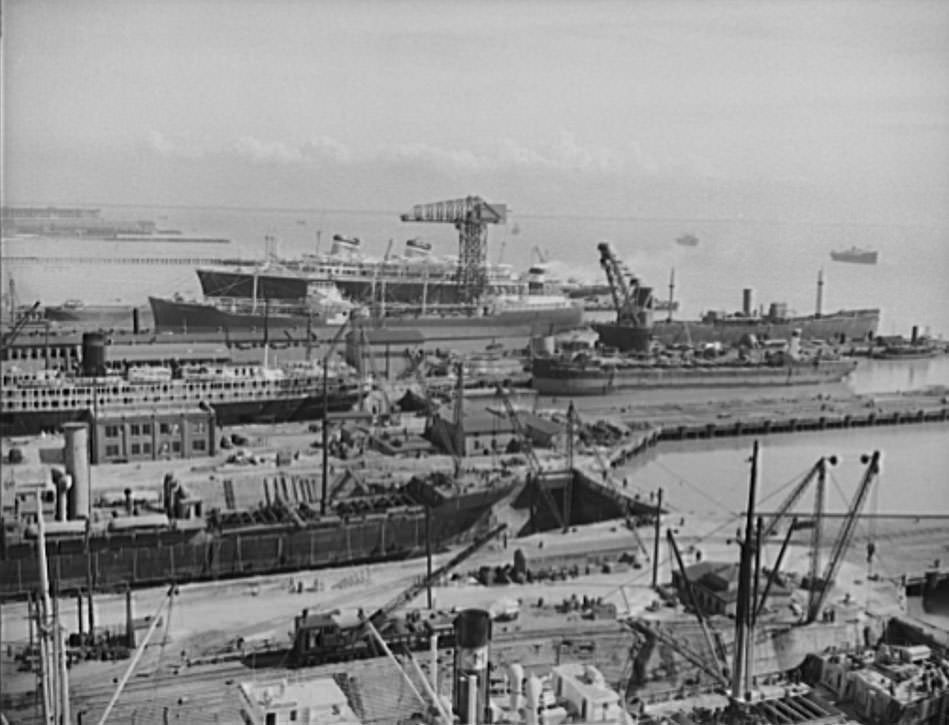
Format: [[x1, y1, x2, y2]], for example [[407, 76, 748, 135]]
[[3, 0, 948, 223]]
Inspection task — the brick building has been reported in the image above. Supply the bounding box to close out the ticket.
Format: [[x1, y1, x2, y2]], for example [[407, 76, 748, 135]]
[[91, 406, 216, 463]]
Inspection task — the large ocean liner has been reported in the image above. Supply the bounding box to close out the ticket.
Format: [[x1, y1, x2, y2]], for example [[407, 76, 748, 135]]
[[149, 197, 584, 337], [0, 332, 365, 436]]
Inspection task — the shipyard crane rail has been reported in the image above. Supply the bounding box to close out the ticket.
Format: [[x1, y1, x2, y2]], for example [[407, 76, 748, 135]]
[[401, 196, 507, 303], [805, 451, 881, 623]]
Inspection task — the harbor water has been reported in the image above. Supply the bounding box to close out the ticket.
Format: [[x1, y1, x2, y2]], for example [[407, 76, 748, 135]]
[[3, 205, 949, 339]]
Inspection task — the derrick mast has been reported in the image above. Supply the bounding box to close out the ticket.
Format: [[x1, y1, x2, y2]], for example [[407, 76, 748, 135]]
[[401, 196, 507, 304]]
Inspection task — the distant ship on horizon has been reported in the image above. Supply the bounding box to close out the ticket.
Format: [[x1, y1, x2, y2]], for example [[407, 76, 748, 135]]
[[830, 246, 878, 265], [675, 233, 699, 247]]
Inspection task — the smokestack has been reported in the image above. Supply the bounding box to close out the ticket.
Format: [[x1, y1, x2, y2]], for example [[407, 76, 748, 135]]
[[667, 268, 675, 323], [911, 326, 919, 344], [125, 585, 135, 648], [815, 269, 824, 318], [63, 423, 90, 520], [453, 609, 491, 724], [742, 288, 753, 317], [81, 332, 107, 377], [132, 307, 140, 335], [508, 663, 525, 712]]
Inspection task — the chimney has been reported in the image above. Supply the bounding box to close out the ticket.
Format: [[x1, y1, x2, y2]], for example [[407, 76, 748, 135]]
[[742, 289, 753, 317], [453, 609, 491, 724]]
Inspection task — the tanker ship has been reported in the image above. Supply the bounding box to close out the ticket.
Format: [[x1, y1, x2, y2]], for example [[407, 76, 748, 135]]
[[0, 332, 366, 436]]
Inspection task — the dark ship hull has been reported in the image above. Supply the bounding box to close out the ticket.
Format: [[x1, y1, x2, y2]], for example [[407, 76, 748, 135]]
[[531, 357, 857, 395], [0, 483, 515, 600], [149, 296, 584, 338]]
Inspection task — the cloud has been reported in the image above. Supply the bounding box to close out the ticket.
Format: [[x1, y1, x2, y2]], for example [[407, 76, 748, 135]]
[[141, 130, 639, 176]]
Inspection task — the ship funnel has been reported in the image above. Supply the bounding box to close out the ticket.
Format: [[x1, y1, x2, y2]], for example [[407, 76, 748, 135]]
[[524, 675, 543, 725], [81, 332, 107, 377], [508, 663, 525, 711], [911, 325, 919, 344], [453, 609, 491, 724], [63, 422, 90, 520]]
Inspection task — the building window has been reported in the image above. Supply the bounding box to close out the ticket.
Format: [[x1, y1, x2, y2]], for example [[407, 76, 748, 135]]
[[290, 710, 298, 722], [142, 424, 151, 435], [105, 444, 120, 457], [131, 443, 141, 455], [159, 423, 170, 434], [105, 425, 119, 438], [266, 714, 276, 725], [194, 421, 207, 434], [171, 441, 181, 453], [192, 439, 207, 452], [142, 442, 151, 454], [130, 424, 141, 436]]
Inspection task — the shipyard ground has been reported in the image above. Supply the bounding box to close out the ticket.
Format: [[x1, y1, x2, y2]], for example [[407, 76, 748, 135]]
[[2, 387, 948, 723], [2, 508, 945, 723]]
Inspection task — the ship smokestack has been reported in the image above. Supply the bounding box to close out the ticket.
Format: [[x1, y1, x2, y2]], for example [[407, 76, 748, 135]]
[[452, 609, 491, 724], [667, 268, 675, 322], [63, 422, 90, 520], [81, 332, 107, 377], [132, 307, 140, 335], [911, 325, 919, 344], [815, 269, 824, 318], [742, 288, 753, 317]]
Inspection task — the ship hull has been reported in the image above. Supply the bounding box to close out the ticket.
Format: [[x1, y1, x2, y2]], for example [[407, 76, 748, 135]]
[[0, 388, 364, 437], [44, 304, 145, 325], [595, 310, 879, 350], [0, 485, 513, 600], [531, 358, 857, 395], [148, 296, 584, 340], [830, 252, 877, 264]]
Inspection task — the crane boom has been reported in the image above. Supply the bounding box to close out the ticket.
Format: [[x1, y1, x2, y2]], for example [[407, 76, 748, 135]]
[[760, 458, 826, 542], [1, 301, 42, 349], [597, 243, 653, 327], [369, 523, 507, 628], [626, 619, 729, 687], [666, 530, 729, 681], [806, 451, 881, 623]]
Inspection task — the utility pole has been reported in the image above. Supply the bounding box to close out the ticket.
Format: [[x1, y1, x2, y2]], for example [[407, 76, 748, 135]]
[[651, 488, 663, 590]]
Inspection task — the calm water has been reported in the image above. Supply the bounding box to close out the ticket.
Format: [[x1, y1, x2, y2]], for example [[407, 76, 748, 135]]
[[612, 424, 949, 517], [3, 204, 948, 338]]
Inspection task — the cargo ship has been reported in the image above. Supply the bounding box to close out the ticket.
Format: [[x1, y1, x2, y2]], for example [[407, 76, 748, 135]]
[[0, 332, 366, 436], [0, 468, 517, 600], [830, 246, 878, 264], [530, 347, 857, 395], [1, 206, 230, 243], [592, 243, 878, 352]]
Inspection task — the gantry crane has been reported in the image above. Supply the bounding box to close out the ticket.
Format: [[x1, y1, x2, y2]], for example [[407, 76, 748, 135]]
[[401, 197, 507, 303], [597, 242, 654, 328]]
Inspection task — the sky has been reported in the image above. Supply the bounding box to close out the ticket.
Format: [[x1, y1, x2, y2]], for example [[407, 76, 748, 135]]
[[3, 0, 949, 223]]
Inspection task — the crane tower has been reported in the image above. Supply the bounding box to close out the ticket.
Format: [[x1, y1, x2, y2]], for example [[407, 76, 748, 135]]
[[401, 196, 507, 303]]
